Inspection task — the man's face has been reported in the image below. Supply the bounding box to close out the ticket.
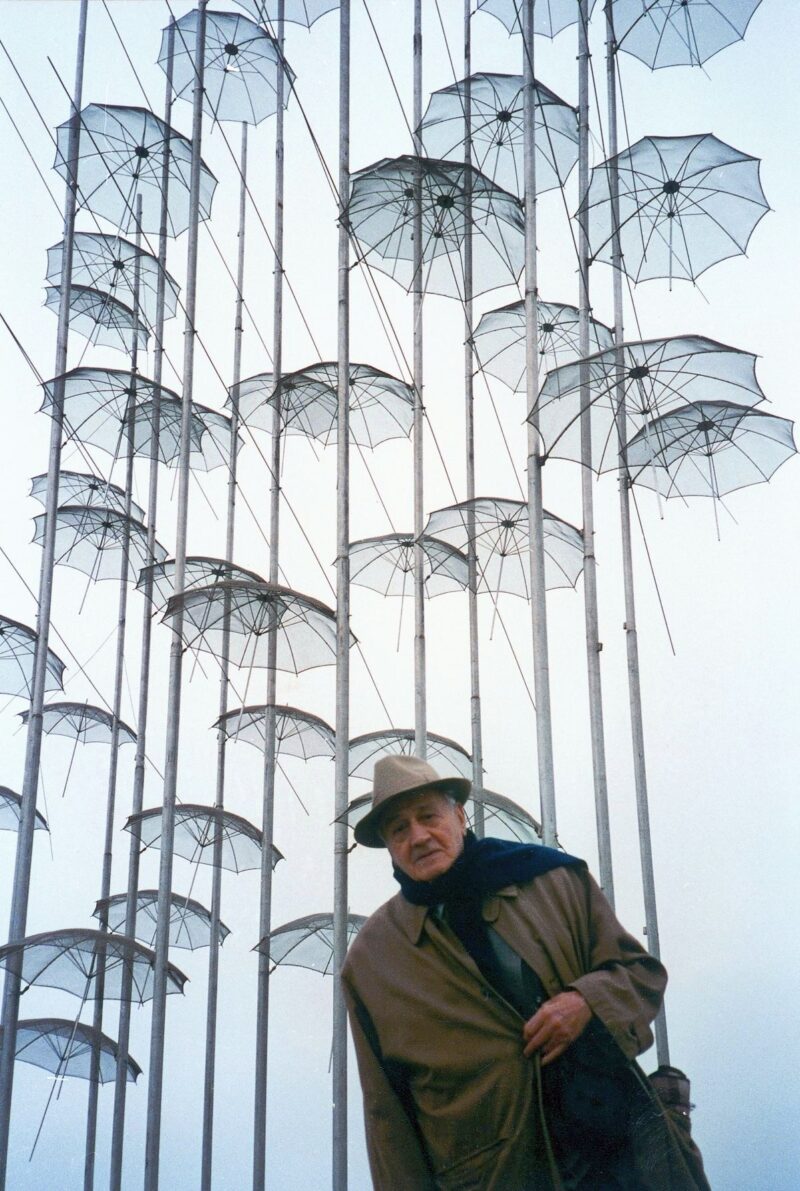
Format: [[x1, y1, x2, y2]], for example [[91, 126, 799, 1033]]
[[380, 790, 467, 882]]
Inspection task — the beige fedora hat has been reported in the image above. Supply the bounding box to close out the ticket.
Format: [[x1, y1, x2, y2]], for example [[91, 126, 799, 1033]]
[[354, 754, 471, 849]]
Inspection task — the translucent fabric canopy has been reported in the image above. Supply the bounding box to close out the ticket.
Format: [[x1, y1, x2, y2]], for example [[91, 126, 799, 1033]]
[[232, 363, 414, 448], [234, 0, 339, 30], [44, 285, 148, 354], [19, 702, 136, 748], [95, 891, 230, 951], [349, 534, 468, 598], [425, 497, 584, 596], [625, 400, 796, 499], [0, 929, 186, 1004], [2, 1018, 141, 1084], [164, 9, 293, 125], [54, 103, 217, 237], [138, 556, 266, 610], [215, 704, 335, 760], [46, 232, 180, 328], [476, 0, 598, 38], [30, 471, 145, 523], [467, 789, 541, 845], [32, 506, 167, 584], [534, 335, 766, 472], [0, 787, 48, 834], [578, 133, 769, 285], [125, 804, 279, 875], [0, 615, 65, 700], [472, 298, 614, 393], [348, 730, 472, 782], [349, 155, 524, 300], [611, 0, 764, 70], [420, 72, 577, 197], [256, 913, 366, 974]]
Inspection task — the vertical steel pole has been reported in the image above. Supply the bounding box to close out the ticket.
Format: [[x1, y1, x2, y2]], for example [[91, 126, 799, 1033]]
[[605, 1, 668, 1062], [144, 7, 207, 1188], [83, 197, 142, 1191], [577, 0, 615, 903], [253, 7, 284, 1187], [332, 4, 351, 1186], [201, 120, 248, 1191], [521, 0, 557, 844], [0, 4, 88, 1184], [109, 27, 174, 1191], [412, 0, 426, 758]]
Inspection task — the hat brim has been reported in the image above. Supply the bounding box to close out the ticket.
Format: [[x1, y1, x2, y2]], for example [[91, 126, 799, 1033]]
[[354, 776, 471, 849]]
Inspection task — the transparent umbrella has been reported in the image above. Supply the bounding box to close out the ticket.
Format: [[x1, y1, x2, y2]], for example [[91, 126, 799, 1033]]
[[19, 703, 136, 748], [94, 891, 230, 951], [349, 534, 468, 598], [215, 705, 335, 761], [32, 506, 166, 585], [1, 1019, 141, 1085], [138, 556, 266, 611], [46, 231, 180, 328], [467, 789, 542, 845], [0, 616, 65, 700], [348, 729, 472, 781], [30, 471, 145, 522], [477, 0, 598, 38], [0, 788, 48, 834], [612, 0, 765, 69], [256, 913, 366, 974], [125, 804, 280, 875], [234, 0, 339, 30], [44, 285, 148, 354]]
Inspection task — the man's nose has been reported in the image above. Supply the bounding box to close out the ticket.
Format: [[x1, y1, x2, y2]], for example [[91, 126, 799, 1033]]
[[407, 818, 430, 845]]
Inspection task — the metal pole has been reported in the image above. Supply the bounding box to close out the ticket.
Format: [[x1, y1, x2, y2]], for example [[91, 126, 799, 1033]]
[[253, 7, 283, 1187], [462, 0, 483, 832], [109, 26, 174, 1189], [412, 0, 426, 758], [83, 196, 142, 1191], [0, 4, 88, 1183], [521, 0, 557, 844], [578, 0, 614, 903], [144, 7, 207, 1188], [605, 2, 668, 1062], [201, 119, 248, 1191], [332, 2, 350, 1186]]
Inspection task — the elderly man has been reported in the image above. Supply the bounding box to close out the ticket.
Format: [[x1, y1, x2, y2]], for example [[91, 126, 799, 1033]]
[[342, 756, 708, 1190]]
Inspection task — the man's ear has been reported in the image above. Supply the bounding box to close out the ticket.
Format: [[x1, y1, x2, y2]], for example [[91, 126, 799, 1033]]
[[456, 801, 467, 832]]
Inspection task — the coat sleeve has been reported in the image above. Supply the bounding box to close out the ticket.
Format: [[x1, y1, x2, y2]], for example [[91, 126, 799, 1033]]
[[564, 870, 668, 1061], [342, 966, 437, 1190]]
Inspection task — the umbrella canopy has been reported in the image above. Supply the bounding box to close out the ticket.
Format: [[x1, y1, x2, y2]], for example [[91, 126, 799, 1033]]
[[125, 804, 280, 875], [234, 0, 339, 30], [425, 497, 584, 595], [420, 72, 577, 197], [46, 232, 180, 328], [625, 400, 796, 498], [612, 0, 765, 69], [161, 581, 343, 674], [32, 506, 167, 584], [0, 615, 65, 700], [534, 334, 766, 472], [1, 1018, 141, 1084], [54, 102, 217, 237], [19, 702, 136, 748], [348, 154, 524, 300], [231, 363, 414, 447], [94, 891, 230, 951], [467, 789, 542, 845], [256, 913, 366, 974], [578, 132, 770, 285], [476, 0, 598, 38], [44, 285, 148, 354], [0, 930, 186, 1003], [348, 729, 472, 781], [30, 471, 145, 522], [215, 704, 335, 760], [472, 297, 614, 393], [138, 556, 266, 609], [349, 534, 468, 598], [164, 9, 293, 125], [191, 404, 240, 472], [0, 787, 48, 834]]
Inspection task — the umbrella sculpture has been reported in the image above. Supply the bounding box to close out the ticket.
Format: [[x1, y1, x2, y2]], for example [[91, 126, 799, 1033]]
[[44, 285, 149, 354], [349, 154, 525, 301], [349, 534, 469, 598], [625, 400, 796, 500], [425, 497, 584, 597], [125, 804, 279, 875], [476, 0, 598, 37], [348, 729, 473, 781], [612, 0, 765, 70], [232, 363, 414, 447], [468, 789, 542, 845], [534, 334, 767, 473], [18, 702, 136, 800], [46, 232, 180, 328], [138, 556, 266, 610], [165, 8, 292, 125], [30, 471, 145, 523], [94, 892, 230, 951], [234, 0, 340, 29], [215, 704, 335, 761], [0, 615, 65, 700], [54, 102, 217, 237], [420, 72, 578, 198], [0, 788, 48, 834], [257, 913, 366, 975], [32, 506, 167, 585], [472, 297, 614, 393], [0, 1019, 141, 1085], [578, 132, 770, 286]]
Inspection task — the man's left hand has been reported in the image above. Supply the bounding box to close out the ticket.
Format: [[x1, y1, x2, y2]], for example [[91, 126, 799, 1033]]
[[522, 990, 592, 1067]]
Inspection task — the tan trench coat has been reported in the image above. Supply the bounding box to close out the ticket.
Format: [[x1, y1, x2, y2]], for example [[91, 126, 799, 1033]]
[[343, 864, 672, 1190]]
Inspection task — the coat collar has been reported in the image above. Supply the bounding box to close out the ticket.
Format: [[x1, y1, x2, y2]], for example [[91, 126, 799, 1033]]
[[392, 885, 521, 944]]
